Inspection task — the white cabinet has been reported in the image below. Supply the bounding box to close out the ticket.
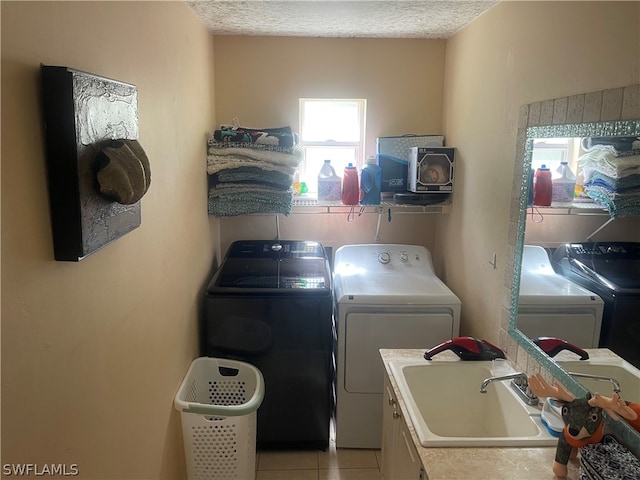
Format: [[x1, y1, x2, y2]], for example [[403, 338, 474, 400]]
[[381, 375, 425, 480]]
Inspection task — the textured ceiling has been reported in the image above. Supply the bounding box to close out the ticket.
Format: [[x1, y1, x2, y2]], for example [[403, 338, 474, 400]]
[[189, 1, 500, 39]]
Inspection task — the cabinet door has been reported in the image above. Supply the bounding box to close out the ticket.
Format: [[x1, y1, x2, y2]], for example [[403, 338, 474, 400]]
[[394, 420, 423, 480], [381, 380, 397, 480], [381, 376, 424, 480]]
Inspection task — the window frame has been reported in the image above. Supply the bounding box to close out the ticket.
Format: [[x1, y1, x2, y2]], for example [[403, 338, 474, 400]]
[[298, 98, 367, 192], [531, 137, 582, 173]]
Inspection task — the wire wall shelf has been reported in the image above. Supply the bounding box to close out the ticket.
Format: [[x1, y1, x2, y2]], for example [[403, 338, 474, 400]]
[[291, 198, 452, 215]]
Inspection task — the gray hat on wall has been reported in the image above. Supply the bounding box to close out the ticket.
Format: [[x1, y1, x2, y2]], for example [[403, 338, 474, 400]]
[[95, 139, 151, 205]]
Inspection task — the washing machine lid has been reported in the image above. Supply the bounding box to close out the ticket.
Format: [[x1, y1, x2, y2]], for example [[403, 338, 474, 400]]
[[520, 245, 603, 305], [208, 240, 331, 292], [553, 242, 640, 291]]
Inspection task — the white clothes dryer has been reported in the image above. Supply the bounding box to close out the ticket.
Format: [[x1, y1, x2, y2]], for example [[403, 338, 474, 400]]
[[333, 244, 461, 449], [518, 245, 604, 349]]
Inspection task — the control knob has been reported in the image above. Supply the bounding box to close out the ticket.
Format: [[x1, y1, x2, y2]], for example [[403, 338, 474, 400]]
[[378, 251, 391, 264]]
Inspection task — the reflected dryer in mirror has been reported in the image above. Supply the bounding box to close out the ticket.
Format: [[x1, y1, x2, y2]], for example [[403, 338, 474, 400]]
[[506, 83, 640, 453]]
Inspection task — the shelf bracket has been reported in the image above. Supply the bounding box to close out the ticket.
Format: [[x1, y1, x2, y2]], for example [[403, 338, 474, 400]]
[[586, 217, 616, 241]]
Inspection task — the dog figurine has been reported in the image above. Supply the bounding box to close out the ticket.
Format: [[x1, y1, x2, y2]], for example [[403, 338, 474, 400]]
[[528, 374, 640, 478]]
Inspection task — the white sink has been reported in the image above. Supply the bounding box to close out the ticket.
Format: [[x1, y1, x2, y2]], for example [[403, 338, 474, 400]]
[[389, 360, 557, 447], [558, 357, 640, 403]]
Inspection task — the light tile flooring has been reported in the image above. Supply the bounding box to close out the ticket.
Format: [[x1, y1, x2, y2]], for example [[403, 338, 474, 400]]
[[256, 447, 382, 480]]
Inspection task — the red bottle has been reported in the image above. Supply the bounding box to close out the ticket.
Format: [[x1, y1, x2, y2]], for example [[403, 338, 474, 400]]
[[341, 163, 360, 206], [533, 165, 552, 206]]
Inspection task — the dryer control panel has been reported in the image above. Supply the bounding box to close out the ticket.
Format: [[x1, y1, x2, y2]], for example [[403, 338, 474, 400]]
[[335, 244, 434, 274], [376, 248, 420, 265], [375, 246, 431, 270]]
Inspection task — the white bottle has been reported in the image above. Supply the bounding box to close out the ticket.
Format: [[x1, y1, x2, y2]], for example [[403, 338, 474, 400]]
[[551, 161, 576, 206], [317, 160, 342, 201]]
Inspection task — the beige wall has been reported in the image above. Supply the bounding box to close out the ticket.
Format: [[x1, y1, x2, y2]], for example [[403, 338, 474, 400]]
[[1, 2, 216, 478], [438, 1, 640, 342], [213, 36, 447, 260], [214, 36, 446, 159]]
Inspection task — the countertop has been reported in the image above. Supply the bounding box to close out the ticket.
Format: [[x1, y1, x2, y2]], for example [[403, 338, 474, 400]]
[[380, 349, 581, 480]]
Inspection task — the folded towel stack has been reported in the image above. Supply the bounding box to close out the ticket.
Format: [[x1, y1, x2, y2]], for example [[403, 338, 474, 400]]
[[579, 136, 640, 217], [206, 125, 302, 216], [581, 136, 640, 155]]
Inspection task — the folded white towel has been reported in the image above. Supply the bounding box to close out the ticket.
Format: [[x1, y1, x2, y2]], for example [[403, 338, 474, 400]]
[[207, 145, 304, 168], [207, 155, 298, 176], [579, 149, 640, 180]]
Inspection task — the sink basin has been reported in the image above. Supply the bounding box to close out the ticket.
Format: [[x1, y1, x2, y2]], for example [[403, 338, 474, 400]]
[[558, 358, 640, 403], [389, 360, 557, 447]]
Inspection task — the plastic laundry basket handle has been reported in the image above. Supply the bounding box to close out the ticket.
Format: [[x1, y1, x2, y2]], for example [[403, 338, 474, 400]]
[[175, 358, 265, 416], [183, 369, 264, 416], [183, 394, 263, 416]]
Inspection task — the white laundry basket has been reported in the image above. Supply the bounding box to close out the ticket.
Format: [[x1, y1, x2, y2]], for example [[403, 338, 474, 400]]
[[174, 357, 264, 480]]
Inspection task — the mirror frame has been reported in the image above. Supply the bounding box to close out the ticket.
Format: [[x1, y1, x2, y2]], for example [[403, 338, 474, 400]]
[[505, 84, 640, 451]]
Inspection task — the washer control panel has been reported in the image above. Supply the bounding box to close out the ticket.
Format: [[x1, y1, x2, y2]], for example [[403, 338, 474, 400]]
[[567, 242, 640, 258]]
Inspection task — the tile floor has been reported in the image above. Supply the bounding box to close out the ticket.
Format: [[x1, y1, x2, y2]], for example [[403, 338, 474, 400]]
[[256, 447, 382, 480]]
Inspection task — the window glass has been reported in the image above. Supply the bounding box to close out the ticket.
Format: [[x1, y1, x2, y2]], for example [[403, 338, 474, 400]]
[[301, 101, 362, 143], [299, 99, 366, 195], [531, 137, 580, 172], [300, 147, 357, 185]]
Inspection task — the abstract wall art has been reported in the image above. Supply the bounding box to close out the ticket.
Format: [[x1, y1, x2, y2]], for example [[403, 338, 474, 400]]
[[41, 66, 150, 261]]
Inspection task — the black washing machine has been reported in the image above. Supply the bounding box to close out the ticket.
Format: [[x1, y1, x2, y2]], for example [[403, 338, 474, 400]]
[[203, 240, 334, 449], [552, 242, 640, 368]]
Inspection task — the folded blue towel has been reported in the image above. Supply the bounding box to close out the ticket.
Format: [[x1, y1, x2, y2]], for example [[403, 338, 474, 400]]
[[585, 185, 640, 217], [583, 171, 640, 191]]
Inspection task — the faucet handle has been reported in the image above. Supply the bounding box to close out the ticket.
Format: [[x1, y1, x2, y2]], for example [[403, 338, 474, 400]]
[[510, 375, 540, 406], [533, 337, 589, 360]]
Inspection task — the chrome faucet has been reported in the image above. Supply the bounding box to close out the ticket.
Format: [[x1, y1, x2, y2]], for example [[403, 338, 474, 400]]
[[480, 372, 539, 405], [480, 372, 528, 393], [568, 372, 621, 394]]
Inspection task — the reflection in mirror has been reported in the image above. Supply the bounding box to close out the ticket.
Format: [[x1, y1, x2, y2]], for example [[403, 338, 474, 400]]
[[518, 134, 640, 368], [508, 91, 640, 452]]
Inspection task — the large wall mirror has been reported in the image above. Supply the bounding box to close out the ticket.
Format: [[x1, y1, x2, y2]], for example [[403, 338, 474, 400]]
[[507, 84, 640, 451]]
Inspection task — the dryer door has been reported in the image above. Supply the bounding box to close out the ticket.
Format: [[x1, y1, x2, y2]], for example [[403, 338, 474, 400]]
[[344, 312, 454, 393], [517, 312, 599, 349]]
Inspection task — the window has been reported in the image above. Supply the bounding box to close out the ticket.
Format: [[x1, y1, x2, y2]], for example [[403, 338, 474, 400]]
[[299, 98, 366, 193], [531, 137, 581, 174]]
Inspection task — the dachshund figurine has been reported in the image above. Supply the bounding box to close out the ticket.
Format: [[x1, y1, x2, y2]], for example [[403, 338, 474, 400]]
[[528, 374, 640, 478]]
